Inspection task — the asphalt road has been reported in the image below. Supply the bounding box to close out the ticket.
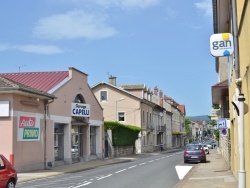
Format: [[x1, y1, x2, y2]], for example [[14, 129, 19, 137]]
[[16, 151, 194, 188]]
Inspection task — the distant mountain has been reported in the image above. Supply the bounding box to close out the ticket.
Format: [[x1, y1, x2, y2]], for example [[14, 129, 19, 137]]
[[187, 115, 211, 122]]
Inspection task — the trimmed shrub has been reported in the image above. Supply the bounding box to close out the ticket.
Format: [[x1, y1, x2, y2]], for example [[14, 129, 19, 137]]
[[104, 121, 141, 146]]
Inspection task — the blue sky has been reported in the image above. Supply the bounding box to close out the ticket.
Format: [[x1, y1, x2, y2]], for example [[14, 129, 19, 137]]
[[0, 0, 217, 116]]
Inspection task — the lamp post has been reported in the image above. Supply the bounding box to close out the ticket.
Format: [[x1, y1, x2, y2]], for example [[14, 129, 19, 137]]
[[116, 98, 125, 121]]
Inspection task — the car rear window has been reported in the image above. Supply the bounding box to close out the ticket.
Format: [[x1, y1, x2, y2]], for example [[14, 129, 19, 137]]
[[186, 145, 202, 150]]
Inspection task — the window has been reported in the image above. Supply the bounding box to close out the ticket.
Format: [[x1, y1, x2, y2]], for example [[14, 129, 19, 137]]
[[100, 91, 107, 102], [142, 111, 145, 123], [118, 112, 125, 122]]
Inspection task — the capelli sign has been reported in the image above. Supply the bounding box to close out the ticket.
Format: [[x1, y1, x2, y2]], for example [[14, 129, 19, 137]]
[[71, 103, 90, 117], [210, 33, 234, 57]]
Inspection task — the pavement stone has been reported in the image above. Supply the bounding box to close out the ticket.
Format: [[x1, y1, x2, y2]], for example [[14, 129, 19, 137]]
[[17, 148, 238, 188]]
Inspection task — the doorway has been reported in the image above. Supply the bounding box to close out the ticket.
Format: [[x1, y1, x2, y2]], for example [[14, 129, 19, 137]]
[[54, 124, 64, 161], [90, 126, 96, 155], [71, 125, 83, 163]]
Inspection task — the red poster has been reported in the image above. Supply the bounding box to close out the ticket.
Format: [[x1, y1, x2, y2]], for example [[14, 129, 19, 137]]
[[19, 116, 36, 128]]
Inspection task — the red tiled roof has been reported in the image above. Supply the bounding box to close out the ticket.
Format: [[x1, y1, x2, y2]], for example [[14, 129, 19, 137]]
[[0, 76, 55, 99], [0, 71, 68, 92]]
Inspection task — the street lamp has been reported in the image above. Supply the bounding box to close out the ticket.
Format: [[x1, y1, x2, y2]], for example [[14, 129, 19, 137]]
[[116, 98, 125, 121]]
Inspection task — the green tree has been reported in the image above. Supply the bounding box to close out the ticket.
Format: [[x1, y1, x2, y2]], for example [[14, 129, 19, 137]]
[[185, 117, 192, 137]]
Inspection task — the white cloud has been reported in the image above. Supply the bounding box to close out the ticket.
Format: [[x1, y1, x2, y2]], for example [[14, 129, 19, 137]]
[[93, 0, 161, 9], [194, 0, 212, 17], [0, 44, 10, 51], [33, 10, 117, 40], [13, 44, 64, 55], [0, 43, 64, 55], [165, 7, 178, 19]]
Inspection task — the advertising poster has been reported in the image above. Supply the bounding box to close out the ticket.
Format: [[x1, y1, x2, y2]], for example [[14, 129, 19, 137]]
[[17, 114, 40, 141]]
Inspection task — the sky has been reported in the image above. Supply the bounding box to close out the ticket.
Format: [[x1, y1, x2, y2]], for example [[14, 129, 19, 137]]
[[0, 0, 217, 117]]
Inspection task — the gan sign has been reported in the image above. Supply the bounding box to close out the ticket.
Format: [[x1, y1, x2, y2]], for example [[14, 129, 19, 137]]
[[210, 33, 234, 57]]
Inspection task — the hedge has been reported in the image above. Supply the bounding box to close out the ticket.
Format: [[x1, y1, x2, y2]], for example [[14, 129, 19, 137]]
[[104, 121, 141, 146]]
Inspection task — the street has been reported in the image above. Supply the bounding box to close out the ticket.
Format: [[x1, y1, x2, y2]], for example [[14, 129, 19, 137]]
[[16, 150, 194, 188]]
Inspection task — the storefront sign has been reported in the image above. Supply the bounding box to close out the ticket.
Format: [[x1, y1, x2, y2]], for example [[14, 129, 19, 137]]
[[17, 114, 40, 141], [23, 128, 39, 139], [71, 103, 90, 117], [210, 33, 234, 57]]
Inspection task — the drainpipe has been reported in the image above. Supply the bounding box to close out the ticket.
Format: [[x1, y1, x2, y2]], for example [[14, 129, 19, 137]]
[[44, 99, 54, 169], [44, 101, 47, 169], [232, 1, 245, 187], [238, 94, 245, 188]]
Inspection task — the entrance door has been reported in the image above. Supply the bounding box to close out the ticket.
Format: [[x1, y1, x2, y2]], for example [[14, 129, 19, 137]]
[[71, 125, 83, 163], [54, 124, 64, 161], [90, 127, 96, 155]]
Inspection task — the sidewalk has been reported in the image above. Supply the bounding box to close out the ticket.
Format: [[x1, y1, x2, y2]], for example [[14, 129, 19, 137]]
[[174, 148, 238, 188], [17, 148, 238, 187]]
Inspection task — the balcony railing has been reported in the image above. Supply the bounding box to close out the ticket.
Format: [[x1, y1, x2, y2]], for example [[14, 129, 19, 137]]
[[157, 125, 166, 132]]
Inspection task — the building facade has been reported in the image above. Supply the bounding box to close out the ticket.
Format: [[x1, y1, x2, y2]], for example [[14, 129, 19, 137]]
[[0, 67, 103, 172], [212, 0, 250, 186]]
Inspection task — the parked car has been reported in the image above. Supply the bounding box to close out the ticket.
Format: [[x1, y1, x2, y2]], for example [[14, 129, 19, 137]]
[[205, 142, 213, 149], [0, 154, 18, 188], [184, 144, 206, 163], [202, 144, 209, 154]]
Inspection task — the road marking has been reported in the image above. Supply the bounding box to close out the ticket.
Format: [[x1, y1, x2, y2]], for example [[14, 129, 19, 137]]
[[148, 160, 154, 163], [175, 165, 193, 180], [97, 174, 112, 180], [128, 165, 137, 169], [115, 169, 127, 173], [139, 162, 146, 165], [71, 182, 92, 187]]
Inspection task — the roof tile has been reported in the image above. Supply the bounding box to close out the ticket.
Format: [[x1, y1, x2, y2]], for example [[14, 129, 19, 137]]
[[0, 71, 68, 92]]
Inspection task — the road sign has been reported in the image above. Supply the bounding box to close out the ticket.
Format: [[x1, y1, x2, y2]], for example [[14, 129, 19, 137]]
[[221, 129, 228, 137], [217, 118, 227, 129]]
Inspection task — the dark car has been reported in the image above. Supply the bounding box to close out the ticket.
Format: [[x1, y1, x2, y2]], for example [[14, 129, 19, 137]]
[[0, 154, 18, 188], [184, 144, 206, 163]]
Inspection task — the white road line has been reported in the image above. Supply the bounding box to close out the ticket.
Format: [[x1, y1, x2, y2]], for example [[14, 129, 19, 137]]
[[71, 182, 92, 188], [155, 158, 160, 161], [115, 169, 127, 173], [139, 162, 146, 165], [97, 174, 112, 180], [148, 160, 154, 163], [128, 165, 137, 169]]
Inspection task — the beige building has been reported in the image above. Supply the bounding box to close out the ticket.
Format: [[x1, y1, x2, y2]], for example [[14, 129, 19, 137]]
[[92, 76, 186, 153], [0, 67, 103, 172], [212, 0, 250, 186]]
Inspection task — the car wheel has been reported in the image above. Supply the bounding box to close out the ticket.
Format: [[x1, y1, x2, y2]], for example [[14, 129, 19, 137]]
[[6, 179, 15, 188], [202, 159, 206, 163]]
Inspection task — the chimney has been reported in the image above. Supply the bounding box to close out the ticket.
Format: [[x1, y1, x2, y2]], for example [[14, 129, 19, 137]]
[[154, 86, 158, 95], [159, 90, 163, 107], [109, 75, 117, 86]]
